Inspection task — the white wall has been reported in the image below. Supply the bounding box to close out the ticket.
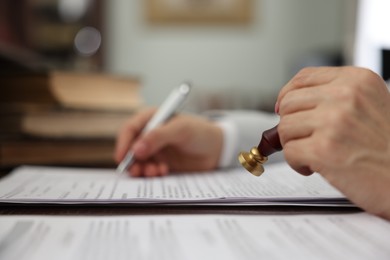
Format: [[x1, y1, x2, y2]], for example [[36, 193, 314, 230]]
[[354, 0, 390, 75], [104, 0, 345, 111]]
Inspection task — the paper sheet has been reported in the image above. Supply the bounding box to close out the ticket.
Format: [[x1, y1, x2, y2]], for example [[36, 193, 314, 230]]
[[0, 213, 389, 260], [0, 163, 350, 206]]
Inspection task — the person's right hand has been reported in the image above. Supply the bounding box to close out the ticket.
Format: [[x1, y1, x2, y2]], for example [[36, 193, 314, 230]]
[[276, 66, 390, 219], [114, 108, 223, 177]]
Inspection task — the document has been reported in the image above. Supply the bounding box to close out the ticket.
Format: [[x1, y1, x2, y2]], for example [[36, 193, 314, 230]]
[[0, 162, 350, 206], [0, 213, 389, 260]]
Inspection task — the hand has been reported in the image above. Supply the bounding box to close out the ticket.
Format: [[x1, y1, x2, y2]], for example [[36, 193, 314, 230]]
[[276, 66, 390, 219], [115, 108, 223, 177]]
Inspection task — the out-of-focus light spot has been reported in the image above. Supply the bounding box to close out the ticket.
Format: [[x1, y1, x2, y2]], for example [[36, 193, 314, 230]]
[[74, 27, 101, 56], [58, 0, 91, 23]]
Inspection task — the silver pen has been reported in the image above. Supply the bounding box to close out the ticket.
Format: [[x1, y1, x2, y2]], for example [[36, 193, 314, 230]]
[[116, 82, 192, 174]]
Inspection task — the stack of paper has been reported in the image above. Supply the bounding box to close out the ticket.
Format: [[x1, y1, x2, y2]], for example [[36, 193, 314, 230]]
[[1, 213, 389, 260], [0, 162, 351, 206]]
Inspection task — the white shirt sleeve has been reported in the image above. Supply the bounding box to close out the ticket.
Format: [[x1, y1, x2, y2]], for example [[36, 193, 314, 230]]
[[205, 110, 285, 168], [214, 118, 239, 168]]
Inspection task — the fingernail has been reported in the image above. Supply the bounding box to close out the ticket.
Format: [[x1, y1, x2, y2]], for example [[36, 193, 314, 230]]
[[133, 141, 147, 156], [274, 102, 280, 114]]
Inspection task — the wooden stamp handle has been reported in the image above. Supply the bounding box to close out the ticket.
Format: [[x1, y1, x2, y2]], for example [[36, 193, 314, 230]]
[[257, 125, 282, 157]]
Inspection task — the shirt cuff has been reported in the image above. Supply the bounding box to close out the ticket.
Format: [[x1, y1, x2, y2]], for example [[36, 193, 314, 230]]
[[214, 118, 239, 168]]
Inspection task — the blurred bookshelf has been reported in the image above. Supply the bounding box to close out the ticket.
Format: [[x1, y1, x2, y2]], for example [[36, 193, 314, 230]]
[[0, 0, 144, 172], [0, 0, 103, 71]]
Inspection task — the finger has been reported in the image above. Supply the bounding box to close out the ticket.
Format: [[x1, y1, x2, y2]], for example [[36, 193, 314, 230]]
[[278, 85, 327, 116], [158, 161, 169, 176], [278, 111, 316, 146], [283, 138, 319, 176], [114, 108, 156, 162], [153, 152, 170, 176], [128, 163, 142, 177], [132, 116, 188, 159], [144, 163, 161, 177], [276, 67, 338, 110], [143, 156, 170, 176]]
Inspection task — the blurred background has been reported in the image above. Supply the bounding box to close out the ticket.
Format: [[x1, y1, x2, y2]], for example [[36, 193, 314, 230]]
[[106, 0, 350, 111], [2, 0, 390, 110], [1, 0, 389, 169]]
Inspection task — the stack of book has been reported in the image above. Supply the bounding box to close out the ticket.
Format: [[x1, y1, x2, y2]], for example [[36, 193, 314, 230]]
[[1, 67, 142, 169]]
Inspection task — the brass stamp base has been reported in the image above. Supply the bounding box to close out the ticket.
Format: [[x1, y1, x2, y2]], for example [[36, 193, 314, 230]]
[[238, 147, 268, 177]]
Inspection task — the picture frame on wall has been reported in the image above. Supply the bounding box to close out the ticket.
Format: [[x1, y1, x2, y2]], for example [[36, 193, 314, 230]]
[[146, 0, 253, 25]]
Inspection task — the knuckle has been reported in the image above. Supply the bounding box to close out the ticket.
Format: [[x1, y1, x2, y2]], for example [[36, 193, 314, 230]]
[[278, 92, 293, 115], [359, 68, 387, 92], [291, 71, 308, 88], [345, 67, 383, 91], [326, 109, 349, 129], [337, 85, 362, 108], [358, 67, 380, 82], [279, 88, 310, 115], [277, 117, 292, 143], [299, 66, 317, 75], [291, 67, 314, 88]]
